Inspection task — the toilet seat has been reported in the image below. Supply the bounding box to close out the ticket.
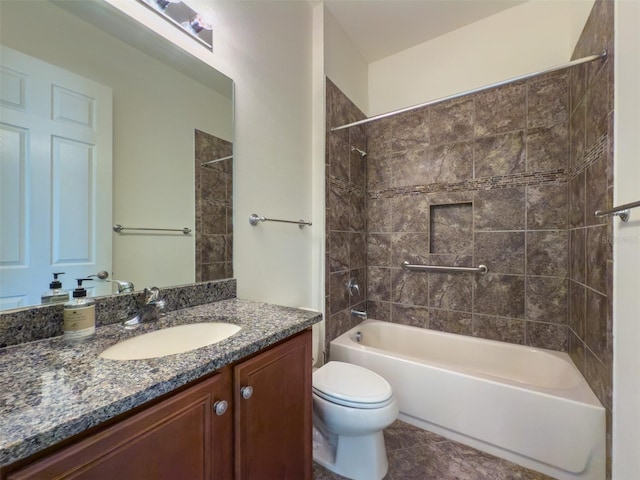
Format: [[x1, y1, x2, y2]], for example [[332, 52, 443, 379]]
[[313, 361, 393, 409]]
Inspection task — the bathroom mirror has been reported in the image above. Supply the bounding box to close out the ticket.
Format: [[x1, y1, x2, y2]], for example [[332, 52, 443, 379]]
[[0, 0, 234, 311]]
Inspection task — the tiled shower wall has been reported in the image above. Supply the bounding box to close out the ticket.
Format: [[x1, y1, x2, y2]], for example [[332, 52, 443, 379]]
[[194, 129, 233, 282], [325, 0, 613, 476], [325, 79, 368, 349], [567, 0, 614, 475], [364, 71, 571, 350]]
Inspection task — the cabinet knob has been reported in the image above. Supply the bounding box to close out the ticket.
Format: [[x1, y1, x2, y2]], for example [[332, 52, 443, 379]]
[[240, 385, 253, 400], [214, 400, 228, 416]]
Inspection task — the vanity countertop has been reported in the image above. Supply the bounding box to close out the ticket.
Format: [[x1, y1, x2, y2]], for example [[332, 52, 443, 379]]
[[0, 298, 322, 467]]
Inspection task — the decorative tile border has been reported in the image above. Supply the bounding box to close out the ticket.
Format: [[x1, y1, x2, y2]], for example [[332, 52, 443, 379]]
[[570, 133, 608, 180]]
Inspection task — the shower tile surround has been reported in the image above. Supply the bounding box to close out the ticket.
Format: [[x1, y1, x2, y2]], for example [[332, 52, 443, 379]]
[[195, 129, 233, 282], [324, 0, 613, 476]]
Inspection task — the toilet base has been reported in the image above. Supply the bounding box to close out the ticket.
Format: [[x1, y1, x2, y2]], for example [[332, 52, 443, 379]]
[[312, 426, 389, 480]]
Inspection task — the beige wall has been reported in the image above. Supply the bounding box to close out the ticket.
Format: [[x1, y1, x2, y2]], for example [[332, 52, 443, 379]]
[[613, 0, 640, 476], [323, 6, 369, 115], [367, 0, 595, 116]]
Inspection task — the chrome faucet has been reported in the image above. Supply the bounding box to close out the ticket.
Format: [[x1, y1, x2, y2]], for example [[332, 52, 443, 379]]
[[351, 308, 367, 319], [113, 280, 135, 294], [123, 287, 166, 329]]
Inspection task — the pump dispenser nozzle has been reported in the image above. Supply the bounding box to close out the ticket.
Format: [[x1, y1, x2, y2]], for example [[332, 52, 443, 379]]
[[72, 278, 92, 298]]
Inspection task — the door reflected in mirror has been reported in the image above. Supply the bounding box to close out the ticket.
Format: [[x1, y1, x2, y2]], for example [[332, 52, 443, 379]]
[[0, 0, 234, 311]]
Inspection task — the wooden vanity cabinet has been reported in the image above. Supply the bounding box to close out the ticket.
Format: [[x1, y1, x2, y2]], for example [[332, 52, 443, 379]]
[[234, 327, 312, 480], [5, 369, 234, 480], [2, 329, 311, 480]]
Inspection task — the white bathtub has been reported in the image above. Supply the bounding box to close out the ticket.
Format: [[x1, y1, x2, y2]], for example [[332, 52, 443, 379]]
[[330, 320, 605, 480]]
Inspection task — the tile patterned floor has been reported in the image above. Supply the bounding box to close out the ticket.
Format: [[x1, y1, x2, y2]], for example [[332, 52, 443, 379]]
[[313, 420, 554, 480]]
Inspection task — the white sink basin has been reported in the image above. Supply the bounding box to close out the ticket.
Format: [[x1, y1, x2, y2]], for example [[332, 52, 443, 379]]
[[100, 322, 241, 360]]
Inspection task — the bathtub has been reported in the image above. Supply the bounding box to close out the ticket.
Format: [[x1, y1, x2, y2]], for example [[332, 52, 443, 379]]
[[330, 320, 605, 480]]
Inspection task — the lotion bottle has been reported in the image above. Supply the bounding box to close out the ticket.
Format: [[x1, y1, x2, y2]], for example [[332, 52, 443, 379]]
[[63, 278, 95, 343], [41, 272, 69, 304]]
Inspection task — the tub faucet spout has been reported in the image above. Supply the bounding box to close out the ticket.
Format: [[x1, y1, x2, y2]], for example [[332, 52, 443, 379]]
[[351, 308, 367, 319]]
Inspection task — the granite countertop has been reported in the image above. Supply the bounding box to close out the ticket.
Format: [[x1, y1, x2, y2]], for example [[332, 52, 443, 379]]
[[0, 298, 321, 467]]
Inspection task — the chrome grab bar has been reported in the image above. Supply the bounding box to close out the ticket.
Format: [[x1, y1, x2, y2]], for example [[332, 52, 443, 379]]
[[594, 200, 640, 222], [113, 224, 191, 234], [402, 261, 488, 275], [249, 213, 312, 229]]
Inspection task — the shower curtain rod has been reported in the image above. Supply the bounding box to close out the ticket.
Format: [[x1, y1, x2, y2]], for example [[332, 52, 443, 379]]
[[330, 51, 607, 132]]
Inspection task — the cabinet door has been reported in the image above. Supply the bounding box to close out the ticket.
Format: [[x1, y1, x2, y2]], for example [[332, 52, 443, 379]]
[[234, 329, 312, 480], [6, 371, 233, 480]]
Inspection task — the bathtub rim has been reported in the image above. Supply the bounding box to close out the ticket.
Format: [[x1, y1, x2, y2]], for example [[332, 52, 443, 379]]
[[331, 319, 603, 407]]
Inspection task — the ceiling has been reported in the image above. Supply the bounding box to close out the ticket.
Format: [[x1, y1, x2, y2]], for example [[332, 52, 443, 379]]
[[324, 0, 528, 63]]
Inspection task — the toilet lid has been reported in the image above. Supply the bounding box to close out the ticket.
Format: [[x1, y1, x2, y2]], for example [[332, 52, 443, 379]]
[[313, 361, 393, 407]]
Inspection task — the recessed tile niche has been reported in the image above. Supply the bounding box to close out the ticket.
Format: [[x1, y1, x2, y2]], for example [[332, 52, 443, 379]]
[[429, 203, 473, 254]]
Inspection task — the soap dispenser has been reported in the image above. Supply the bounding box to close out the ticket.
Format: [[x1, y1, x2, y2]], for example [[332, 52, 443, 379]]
[[41, 272, 69, 304], [63, 278, 95, 343]]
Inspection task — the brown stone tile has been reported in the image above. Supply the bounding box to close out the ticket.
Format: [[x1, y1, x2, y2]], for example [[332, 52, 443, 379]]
[[350, 193, 366, 231], [569, 172, 585, 228], [526, 321, 568, 351], [570, 64, 587, 116], [367, 197, 391, 233], [585, 348, 612, 410], [585, 288, 608, 360], [349, 145, 366, 190], [390, 194, 430, 232], [366, 233, 391, 267], [526, 124, 569, 172], [474, 187, 526, 231], [365, 118, 392, 157], [201, 203, 226, 234], [526, 230, 568, 277], [391, 232, 430, 266], [366, 154, 391, 190], [349, 232, 366, 269], [428, 141, 474, 183], [389, 149, 431, 188], [570, 99, 586, 169], [349, 268, 366, 307], [328, 231, 349, 272], [586, 61, 611, 148], [429, 309, 472, 335], [474, 274, 525, 319], [474, 231, 525, 275], [430, 98, 474, 145], [569, 281, 586, 338], [329, 271, 350, 315], [383, 420, 443, 452], [327, 185, 350, 231], [200, 168, 227, 206], [586, 225, 610, 294], [570, 228, 586, 283], [430, 203, 473, 254], [429, 273, 473, 312], [328, 133, 349, 181], [201, 234, 226, 264], [367, 267, 391, 302], [392, 269, 429, 306], [526, 276, 568, 324], [325, 309, 358, 347], [201, 262, 227, 281], [527, 74, 569, 128], [474, 82, 526, 137], [585, 153, 609, 227], [568, 329, 586, 374], [367, 300, 391, 321], [472, 314, 525, 344], [474, 131, 525, 177], [391, 303, 429, 328], [349, 124, 366, 151], [526, 184, 568, 229], [391, 108, 429, 152]]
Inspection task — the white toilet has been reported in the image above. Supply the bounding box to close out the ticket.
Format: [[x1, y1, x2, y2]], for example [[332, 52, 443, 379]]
[[312, 361, 399, 480]]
